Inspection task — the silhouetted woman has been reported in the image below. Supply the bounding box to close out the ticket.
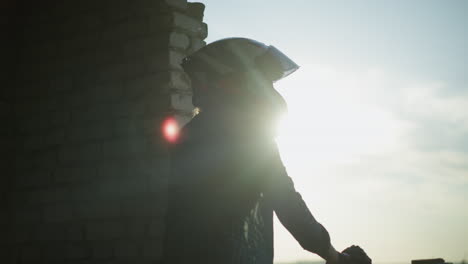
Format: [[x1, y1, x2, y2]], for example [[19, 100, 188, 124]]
[[161, 38, 371, 264]]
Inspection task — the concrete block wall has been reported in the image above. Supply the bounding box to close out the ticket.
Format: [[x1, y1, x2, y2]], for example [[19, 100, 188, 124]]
[[3, 0, 207, 263]]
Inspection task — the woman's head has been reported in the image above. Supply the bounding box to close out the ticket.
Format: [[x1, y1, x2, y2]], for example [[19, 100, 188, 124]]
[[187, 68, 287, 134], [182, 38, 296, 133]]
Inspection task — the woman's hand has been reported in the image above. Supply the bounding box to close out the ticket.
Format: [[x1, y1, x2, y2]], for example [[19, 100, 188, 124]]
[[342, 245, 372, 264], [325, 245, 371, 264]]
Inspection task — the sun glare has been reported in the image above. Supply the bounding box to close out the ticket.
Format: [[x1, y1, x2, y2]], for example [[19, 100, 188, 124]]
[[163, 117, 180, 143], [271, 65, 408, 262], [274, 65, 404, 169]]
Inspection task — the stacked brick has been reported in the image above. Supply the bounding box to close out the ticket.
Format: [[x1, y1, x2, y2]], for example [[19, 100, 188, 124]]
[[4, 0, 207, 263], [1, 2, 18, 262]]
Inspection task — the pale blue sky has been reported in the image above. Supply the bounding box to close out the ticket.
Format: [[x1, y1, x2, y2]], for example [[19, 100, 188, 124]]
[[203, 0, 467, 87], [199, 1, 468, 263]]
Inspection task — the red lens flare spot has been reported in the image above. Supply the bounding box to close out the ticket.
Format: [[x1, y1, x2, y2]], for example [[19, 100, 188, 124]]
[[162, 117, 180, 143]]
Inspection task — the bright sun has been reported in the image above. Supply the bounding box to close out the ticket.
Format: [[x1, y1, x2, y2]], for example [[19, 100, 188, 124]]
[[273, 65, 404, 171]]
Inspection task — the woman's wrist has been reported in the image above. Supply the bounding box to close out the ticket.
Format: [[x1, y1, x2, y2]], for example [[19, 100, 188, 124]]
[[325, 245, 340, 264]]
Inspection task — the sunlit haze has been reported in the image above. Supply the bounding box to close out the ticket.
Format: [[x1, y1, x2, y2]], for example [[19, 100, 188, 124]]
[[200, 1, 468, 263]]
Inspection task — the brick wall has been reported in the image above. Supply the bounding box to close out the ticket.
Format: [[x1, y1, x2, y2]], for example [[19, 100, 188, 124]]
[[1, 1, 18, 262], [3, 0, 207, 263]]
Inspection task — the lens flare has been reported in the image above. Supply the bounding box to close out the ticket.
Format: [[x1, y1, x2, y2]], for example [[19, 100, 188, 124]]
[[162, 117, 179, 143]]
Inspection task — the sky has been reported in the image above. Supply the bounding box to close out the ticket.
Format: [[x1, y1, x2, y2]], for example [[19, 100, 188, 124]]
[[198, 0, 468, 263]]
